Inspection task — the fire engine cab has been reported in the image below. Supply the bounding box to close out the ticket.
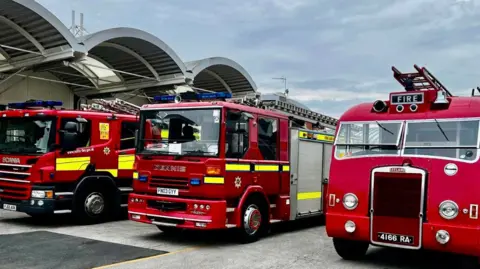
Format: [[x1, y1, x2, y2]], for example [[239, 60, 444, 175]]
[[0, 99, 138, 224], [326, 65, 480, 260], [128, 90, 337, 242]]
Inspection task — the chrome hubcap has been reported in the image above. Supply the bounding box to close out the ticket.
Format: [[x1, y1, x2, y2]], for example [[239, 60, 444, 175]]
[[243, 205, 262, 235], [84, 192, 105, 216]]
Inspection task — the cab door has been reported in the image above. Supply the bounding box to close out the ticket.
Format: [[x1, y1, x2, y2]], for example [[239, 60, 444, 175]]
[[55, 117, 94, 183], [255, 116, 281, 194]]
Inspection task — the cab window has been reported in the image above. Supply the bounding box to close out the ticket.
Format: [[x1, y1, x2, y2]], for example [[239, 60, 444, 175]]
[[120, 121, 138, 150], [257, 117, 278, 160], [225, 110, 250, 158]]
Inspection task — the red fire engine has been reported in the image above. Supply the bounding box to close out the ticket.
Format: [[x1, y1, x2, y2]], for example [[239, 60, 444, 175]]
[[0, 99, 138, 224], [128, 90, 337, 242], [326, 65, 480, 260]]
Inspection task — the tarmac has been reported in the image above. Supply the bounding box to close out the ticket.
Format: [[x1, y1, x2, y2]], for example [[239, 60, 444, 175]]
[[0, 210, 476, 269]]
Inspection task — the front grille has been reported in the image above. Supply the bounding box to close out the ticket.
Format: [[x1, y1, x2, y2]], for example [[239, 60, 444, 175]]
[[147, 200, 187, 211], [0, 181, 30, 200], [149, 177, 189, 190], [0, 164, 31, 200], [372, 172, 423, 219]]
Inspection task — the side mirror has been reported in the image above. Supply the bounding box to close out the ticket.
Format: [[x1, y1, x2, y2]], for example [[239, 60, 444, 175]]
[[231, 133, 243, 155], [60, 132, 78, 152], [134, 129, 139, 148], [64, 121, 78, 132]]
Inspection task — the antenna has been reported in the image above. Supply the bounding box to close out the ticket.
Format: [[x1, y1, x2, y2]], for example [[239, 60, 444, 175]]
[[273, 76, 289, 97], [69, 10, 88, 37]]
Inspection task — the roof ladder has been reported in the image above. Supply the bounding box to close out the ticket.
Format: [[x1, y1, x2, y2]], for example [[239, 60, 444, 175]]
[[392, 64, 453, 96], [80, 98, 140, 115]]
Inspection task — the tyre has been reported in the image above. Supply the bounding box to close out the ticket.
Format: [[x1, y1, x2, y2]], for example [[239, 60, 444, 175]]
[[333, 238, 369, 260], [72, 183, 115, 224], [237, 197, 269, 244]]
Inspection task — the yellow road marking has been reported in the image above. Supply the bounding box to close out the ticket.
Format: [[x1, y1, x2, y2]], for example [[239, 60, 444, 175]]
[[92, 246, 201, 269]]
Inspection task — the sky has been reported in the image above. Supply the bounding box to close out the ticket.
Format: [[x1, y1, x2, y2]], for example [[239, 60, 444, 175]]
[[37, 0, 480, 118]]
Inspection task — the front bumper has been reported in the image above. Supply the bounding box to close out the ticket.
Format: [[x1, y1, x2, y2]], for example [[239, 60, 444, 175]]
[[128, 193, 231, 230], [326, 213, 480, 257], [0, 199, 55, 215]]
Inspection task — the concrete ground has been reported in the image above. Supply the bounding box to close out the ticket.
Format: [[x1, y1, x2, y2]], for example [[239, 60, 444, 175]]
[[0, 210, 476, 269]]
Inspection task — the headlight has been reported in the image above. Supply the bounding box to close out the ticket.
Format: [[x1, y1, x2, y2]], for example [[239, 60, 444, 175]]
[[343, 193, 358, 210], [31, 190, 53, 199], [439, 200, 459, 219]]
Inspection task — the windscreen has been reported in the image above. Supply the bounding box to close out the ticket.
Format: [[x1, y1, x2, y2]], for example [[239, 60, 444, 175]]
[[404, 119, 479, 160], [138, 108, 221, 157], [0, 117, 55, 154], [334, 121, 403, 158]]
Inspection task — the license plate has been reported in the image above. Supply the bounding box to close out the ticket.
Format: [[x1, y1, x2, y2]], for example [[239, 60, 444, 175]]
[[157, 188, 179, 196], [2, 204, 16, 211], [377, 232, 414, 244]]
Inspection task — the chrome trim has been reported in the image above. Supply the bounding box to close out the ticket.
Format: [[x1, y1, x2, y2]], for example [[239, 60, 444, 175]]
[[118, 187, 133, 192], [0, 170, 30, 175], [120, 204, 128, 207], [0, 163, 32, 168], [54, 210, 71, 214], [128, 210, 212, 223], [0, 178, 29, 183], [369, 166, 426, 250], [55, 192, 73, 196], [226, 207, 235, 212]]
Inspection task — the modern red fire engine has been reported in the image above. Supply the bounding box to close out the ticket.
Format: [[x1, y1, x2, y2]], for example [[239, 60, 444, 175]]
[[0, 99, 138, 224], [326, 65, 480, 260], [128, 90, 337, 242]]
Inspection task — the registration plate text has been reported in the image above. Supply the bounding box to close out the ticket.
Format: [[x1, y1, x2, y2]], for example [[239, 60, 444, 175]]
[[157, 188, 179, 196], [377, 232, 414, 244], [2, 204, 17, 211]]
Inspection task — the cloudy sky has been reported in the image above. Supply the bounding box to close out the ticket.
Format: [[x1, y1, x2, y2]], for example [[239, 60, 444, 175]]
[[37, 0, 480, 118]]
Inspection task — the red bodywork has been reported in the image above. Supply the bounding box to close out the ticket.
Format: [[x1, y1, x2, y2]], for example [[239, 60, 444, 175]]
[[0, 108, 136, 215], [326, 93, 480, 257], [128, 101, 294, 230]]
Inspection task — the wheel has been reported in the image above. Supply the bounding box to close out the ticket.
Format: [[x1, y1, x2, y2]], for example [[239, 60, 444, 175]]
[[333, 238, 369, 260], [237, 198, 269, 243], [157, 225, 182, 234], [73, 184, 114, 224]]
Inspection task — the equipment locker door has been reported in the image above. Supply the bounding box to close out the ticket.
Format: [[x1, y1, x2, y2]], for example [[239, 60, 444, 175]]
[[290, 129, 332, 219]]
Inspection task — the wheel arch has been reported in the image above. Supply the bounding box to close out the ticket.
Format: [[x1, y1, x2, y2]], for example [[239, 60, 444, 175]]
[[235, 185, 270, 226]]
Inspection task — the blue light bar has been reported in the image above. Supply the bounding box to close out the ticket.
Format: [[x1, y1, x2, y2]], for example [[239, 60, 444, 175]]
[[153, 92, 232, 102], [8, 100, 63, 109]]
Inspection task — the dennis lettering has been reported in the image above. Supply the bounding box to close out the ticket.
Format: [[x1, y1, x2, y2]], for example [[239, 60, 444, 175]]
[[153, 165, 186, 173]]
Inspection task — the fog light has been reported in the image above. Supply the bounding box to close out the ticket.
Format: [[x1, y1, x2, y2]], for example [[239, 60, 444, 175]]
[[131, 214, 141, 220], [195, 222, 207, 228], [200, 205, 204, 209], [345, 220, 356, 233], [194, 204, 198, 209], [436, 230, 450, 244], [37, 200, 44, 206], [206, 205, 210, 210]]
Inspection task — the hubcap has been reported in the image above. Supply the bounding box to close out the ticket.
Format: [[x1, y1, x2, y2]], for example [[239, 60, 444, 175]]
[[243, 205, 262, 235], [84, 192, 105, 216]]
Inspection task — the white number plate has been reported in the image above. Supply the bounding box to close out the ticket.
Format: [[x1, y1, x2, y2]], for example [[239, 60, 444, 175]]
[[3, 204, 17, 211], [377, 232, 414, 245], [157, 188, 179, 196]]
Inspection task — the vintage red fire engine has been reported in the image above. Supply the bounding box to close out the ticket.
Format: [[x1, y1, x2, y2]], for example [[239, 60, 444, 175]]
[[0, 99, 138, 223], [326, 65, 480, 260], [128, 91, 336, 242]]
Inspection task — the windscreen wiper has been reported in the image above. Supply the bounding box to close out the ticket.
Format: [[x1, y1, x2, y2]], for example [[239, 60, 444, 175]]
[[376, 121, 394, 135], [434, 119, 449, 141]]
